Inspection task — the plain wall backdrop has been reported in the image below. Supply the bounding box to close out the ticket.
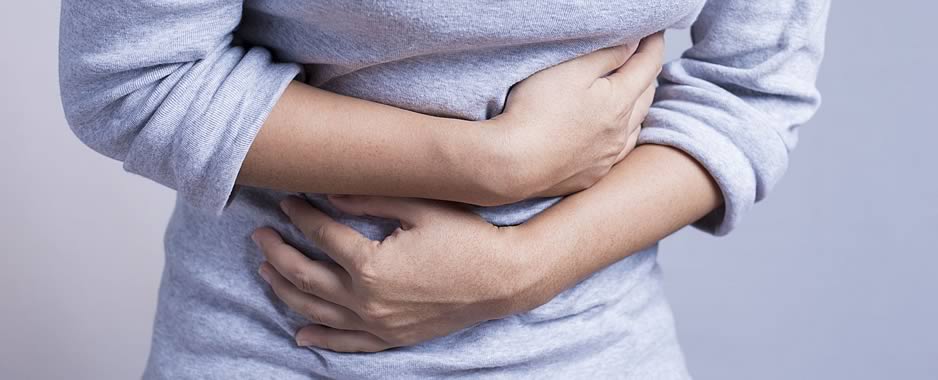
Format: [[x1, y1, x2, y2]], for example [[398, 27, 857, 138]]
[[1, 2, 935, 379]]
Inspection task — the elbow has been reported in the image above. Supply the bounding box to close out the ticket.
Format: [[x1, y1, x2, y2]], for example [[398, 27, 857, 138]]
[[59, 90, 135, 162], [58, 53, 165, 162]]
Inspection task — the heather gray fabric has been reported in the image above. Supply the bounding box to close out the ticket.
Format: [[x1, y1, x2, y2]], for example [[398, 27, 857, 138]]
[[58, 1, 828, 378]]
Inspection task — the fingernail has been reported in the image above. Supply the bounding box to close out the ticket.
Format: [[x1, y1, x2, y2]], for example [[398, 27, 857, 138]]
[[258, 266, 271, 283], [250, 231, 261, 246], [296, 336, 313, 347]]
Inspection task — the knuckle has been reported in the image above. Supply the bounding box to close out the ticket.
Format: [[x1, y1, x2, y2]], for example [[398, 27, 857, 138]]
[[301, 304, 323, 324], [359, 301, 391, 325], [356, 261, 381, 287], [360, 304, 382, 322], [359, 239, 380, 258], [350, 260, 371, 280], [314, 223, 330, 244], [293, 270, 318, 293]]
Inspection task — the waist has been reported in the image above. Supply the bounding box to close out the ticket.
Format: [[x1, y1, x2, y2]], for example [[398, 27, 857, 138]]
[[150, 190, 675, 377]]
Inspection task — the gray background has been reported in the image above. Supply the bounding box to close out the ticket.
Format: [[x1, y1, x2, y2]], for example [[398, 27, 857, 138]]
[[1, 2, 935, 379]]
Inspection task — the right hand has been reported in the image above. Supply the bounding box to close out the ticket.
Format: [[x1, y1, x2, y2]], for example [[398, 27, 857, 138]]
[[488, 32, 664, 201]]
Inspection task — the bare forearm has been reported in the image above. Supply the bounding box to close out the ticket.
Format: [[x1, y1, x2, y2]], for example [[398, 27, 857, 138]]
[[236, 41, 661, 208], [238, 81, 504, 205], [516, 144, 722, 308]]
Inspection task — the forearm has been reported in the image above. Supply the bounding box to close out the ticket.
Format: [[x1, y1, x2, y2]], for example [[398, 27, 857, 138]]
[[238, 81, 507, 205], [515, 144, 722, 308]]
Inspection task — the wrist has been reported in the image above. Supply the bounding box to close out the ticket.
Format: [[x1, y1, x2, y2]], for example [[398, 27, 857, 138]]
[[476, 117, 550, 205], [449, 117, 529, 206], [495, 223, 570, 315]]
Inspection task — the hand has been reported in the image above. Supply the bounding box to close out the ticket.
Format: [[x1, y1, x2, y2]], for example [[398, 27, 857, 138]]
[[253, 196, 543, 352], [488, 32, 664, 202]]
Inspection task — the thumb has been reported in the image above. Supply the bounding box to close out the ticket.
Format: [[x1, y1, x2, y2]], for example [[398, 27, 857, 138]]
[[605, 32, 665, 101], [555, 43, 640, 82], [327, 195, 434, 229]]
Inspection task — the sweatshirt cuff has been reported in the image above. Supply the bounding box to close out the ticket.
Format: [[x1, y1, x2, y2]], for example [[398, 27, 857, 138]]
[[637, 117, 757, 236], [171, 48, 301, 215]]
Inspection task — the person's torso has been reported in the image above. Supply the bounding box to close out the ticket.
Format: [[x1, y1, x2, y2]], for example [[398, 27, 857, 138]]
[[237, 0, 704, 229], [148, 191, 687, 379], [240, 0, 703, 120], [148, 2, 704, 378]]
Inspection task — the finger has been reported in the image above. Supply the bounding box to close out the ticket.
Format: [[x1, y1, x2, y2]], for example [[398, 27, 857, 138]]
[[295, 324, 394, 353], [613, 83, 654, 164], [259, 263, 364, 330], [626, 83, 656, 133], [253, 227, 355, 306], [548, 43, 639, 82], [615, 127, 642, 164], [279, 196, 371, 270], [605, 32, 665, 101], [327, 195, 440, 229]]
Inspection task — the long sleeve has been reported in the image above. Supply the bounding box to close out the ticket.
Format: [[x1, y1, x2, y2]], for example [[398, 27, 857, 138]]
[[639, 0, 830, 235], [58, 0, 302, 214]]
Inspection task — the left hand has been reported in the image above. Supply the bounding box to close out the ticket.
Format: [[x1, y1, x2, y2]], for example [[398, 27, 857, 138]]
[[252, 195, 544, 352]]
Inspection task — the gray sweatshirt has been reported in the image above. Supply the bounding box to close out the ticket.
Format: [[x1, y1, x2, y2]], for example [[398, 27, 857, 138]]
[[59, 1, 829, 378]]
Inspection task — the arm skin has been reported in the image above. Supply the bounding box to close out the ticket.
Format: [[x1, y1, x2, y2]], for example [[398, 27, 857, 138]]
[[59, 0, 648, 213], [511, 143, 721, 311], [237, 42, 653, 208], [247, 34, 724, 351], [250, 141, 721, 352], [253, 0, 827, 352], [237, 82, 503, 206]]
